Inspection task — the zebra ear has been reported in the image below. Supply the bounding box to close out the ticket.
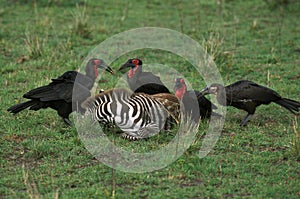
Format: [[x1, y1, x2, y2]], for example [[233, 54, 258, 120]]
[[99, 89, 105, 93]]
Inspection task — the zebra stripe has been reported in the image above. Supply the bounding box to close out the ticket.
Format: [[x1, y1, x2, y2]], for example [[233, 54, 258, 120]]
[[82, 88, 170, 139]]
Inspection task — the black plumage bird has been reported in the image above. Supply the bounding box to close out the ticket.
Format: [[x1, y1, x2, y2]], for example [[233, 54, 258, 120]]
[[118, 58, 170, 94], [7, 58, 114, 126], [201, 80, 300, 126], [174, 78, 217, 122]]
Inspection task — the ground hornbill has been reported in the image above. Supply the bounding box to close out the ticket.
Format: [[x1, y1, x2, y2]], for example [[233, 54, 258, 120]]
[[7, 58, 114, 126], [174, 78, 218, 122], [201, 80, 300, 126], [118, 58, 170, 94]]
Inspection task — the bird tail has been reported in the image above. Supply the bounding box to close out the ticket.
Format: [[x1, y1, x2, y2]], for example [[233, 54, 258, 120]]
[[275, 98, 300, 114], [7, 101, 36, 114]]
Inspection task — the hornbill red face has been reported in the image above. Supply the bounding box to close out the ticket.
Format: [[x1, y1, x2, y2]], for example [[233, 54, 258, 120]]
[[86, 58, 114, 79], [174, 78, 187, 99], [118, 58, 143, 78], [119, 58, 143, 70]]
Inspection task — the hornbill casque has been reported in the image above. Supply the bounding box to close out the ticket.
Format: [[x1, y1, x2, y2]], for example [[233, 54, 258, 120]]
[[201, 80, 300, 126], [174, 78, 218, 122], [118, 58, 170, 94], [7, 58, 114, 126]]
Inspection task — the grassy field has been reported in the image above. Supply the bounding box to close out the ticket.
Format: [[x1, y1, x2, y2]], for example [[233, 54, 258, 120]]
[[1, 0, 300, 198]]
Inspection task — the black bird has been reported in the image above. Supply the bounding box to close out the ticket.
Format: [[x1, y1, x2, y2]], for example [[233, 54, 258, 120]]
[[201, 80, 300, 126], [174, 78, 217, 122], [7, 58, 114, 126], [118, 58, 170, 94]]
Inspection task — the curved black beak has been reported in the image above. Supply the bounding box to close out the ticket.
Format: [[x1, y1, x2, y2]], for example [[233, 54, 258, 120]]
[[118, 62, 135, 71], [200, 86, 210, 95], [97, 61, 114, 74]]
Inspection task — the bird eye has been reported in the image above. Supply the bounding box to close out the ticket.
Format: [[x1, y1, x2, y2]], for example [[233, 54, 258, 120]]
[[132, 59, 139, 65], [211, 87, 217, 92]]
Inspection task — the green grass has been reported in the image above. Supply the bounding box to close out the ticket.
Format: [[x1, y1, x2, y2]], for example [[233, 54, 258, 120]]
[[1, 0, 300, 198]]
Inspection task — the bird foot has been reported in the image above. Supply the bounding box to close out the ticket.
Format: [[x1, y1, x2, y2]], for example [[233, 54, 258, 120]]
[[239, 122, 248, 127], [63, 118, 73, 126]]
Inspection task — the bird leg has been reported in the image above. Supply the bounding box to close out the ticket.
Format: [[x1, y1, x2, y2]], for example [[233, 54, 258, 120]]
[[211, 111, 223, 118], [63, 117, 73, 126], [240, 113, 253, 126]]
